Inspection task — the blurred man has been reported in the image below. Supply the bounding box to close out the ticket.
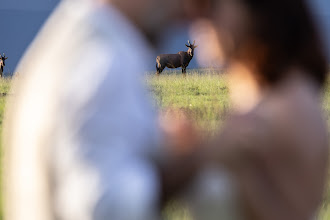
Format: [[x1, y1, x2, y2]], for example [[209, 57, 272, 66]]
[[3, 0, 208, 220]]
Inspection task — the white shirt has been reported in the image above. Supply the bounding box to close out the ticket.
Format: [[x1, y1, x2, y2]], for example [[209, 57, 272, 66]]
[[4, 1, 161, 220]]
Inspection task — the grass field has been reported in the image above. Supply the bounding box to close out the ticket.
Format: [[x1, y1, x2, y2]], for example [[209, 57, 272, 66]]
[[146, 69, 229, 134], [1, 69, 330, 219]]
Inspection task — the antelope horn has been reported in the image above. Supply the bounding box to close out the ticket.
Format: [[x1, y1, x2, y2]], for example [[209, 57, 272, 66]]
[[188, 40, 191, 45], [193, 40, 195, 45]]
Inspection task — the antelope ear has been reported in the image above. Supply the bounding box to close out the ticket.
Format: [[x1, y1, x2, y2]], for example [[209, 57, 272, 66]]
[[185, 44, 189, 47], [194, 45, 198, 48]]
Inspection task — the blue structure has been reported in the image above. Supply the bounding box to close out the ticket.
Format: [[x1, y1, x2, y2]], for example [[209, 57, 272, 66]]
[[0, 0, 329, 74]]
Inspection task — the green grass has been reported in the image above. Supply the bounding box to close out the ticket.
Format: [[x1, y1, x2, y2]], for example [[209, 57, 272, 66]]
[[0, 77, 12, 220], [146, 69, 229, 134], [1, 70, 330, 219]]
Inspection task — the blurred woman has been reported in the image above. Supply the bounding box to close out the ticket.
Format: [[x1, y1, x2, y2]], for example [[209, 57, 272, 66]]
[[160, 0, 329, 220], [204, 0, 329, 219]]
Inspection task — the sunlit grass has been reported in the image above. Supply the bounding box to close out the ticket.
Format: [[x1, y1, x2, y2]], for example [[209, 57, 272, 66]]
[[146, 69, 229, 134], [0, 77, 12, 220]]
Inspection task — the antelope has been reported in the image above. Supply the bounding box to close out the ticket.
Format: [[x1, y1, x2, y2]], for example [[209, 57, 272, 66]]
[[156, 40, 198, 75], [0, 53, 8, 77]]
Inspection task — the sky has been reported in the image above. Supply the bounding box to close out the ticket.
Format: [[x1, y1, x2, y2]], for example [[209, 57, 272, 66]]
[[310, 0, 330, 62], [0, 0, 329, 74], [0, 0, 58, 11], [311, 0, 330, 15]]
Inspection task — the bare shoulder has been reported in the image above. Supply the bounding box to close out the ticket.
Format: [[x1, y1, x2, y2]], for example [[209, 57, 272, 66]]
[[256, 82, 328, 147], [211, 112, 271, 168], [214, 88, 328, 166]]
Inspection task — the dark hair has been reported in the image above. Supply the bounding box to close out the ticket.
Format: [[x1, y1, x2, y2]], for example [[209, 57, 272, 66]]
[[234, 0, 328, 88]]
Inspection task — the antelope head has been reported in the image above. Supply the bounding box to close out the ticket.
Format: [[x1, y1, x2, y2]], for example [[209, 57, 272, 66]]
[[185, 40, 198, 57], [1, 53, 8, 66]]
